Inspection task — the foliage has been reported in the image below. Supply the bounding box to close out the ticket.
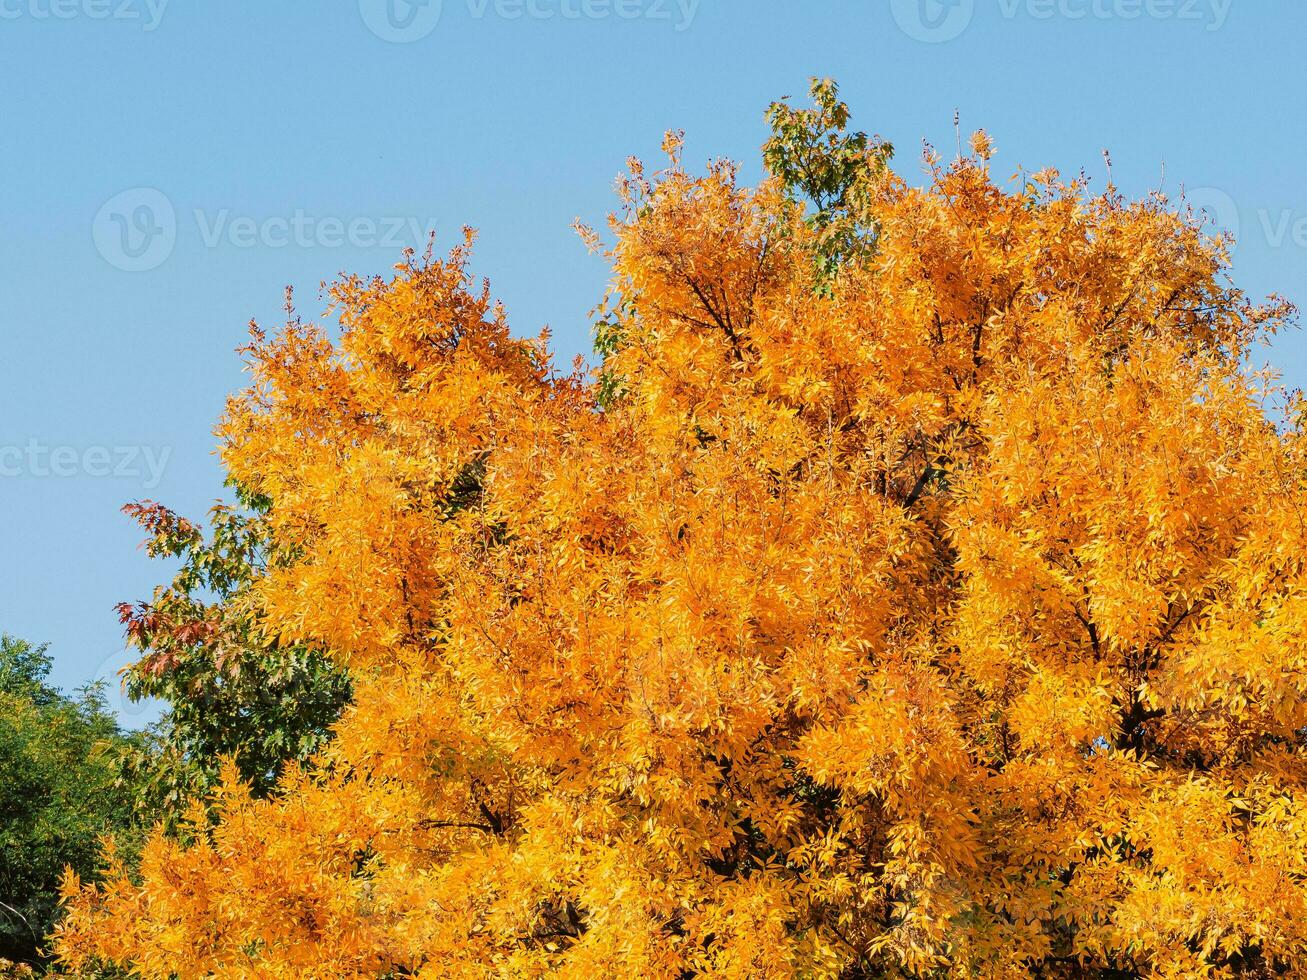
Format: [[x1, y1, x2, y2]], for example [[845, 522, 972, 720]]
[[762, 78, 893, 290], [591, 78, 888, 409], [0, 637, 139, 968], [56, 86, 1307, 978], [112, 488, 351, 828]]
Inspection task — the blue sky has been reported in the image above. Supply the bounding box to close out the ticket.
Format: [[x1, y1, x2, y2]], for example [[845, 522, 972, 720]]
[[1, 0, 1304, 721]]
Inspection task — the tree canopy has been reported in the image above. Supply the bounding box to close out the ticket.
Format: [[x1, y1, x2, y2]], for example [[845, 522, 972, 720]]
[[56, 82, 1307, 978], [0, 637, 138, 969]]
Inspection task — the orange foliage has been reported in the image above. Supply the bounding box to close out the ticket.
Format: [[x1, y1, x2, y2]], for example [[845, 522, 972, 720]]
[[57, 104, 1307, 977]]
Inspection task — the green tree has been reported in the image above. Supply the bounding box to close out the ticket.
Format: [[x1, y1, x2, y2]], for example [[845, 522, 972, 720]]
[[0, 636, 139, 967], [763, 77, 893, 290], [113, 485, 351, 829]]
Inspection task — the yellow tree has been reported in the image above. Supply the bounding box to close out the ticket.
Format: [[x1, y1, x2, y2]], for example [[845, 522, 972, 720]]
[[58, 83, 1307, 978]]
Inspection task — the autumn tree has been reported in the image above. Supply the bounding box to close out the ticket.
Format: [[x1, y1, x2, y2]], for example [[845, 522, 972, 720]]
[[58, 82, 1307, 978]]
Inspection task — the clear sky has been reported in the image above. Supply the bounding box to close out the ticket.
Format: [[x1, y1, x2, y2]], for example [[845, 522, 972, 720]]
[[2, 0, 1305, 722]]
